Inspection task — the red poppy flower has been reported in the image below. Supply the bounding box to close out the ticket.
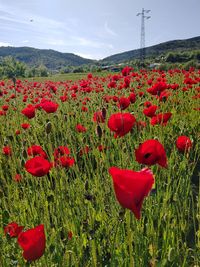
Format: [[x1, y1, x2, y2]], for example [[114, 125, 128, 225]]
[[81, 106, 88, 112], [13, 174, 22, 182], [4, 222, 24, 238], [76, 124, 87, 133], [21, 123, 31, 129], [68, 231, 73, 240], [147, 82, 167, 95], [108, 113, 136, 138], [17, 224, 45, 262], [25, 156, 51, 177], [21, 105, 35, 119], [151, 112, 172, 126], [2, 146, 12, 156], [40, 101, 58, 113], [53, 146, 70, 160], [15, 129, 21, 135], [143, 105, 158, 118], [118, 97, 130, 110], [135, 139, 167, 168], [27, 145, 47, 159], [128, 93, 136, 103], [109, 167, 154, 219], [2, 105, 9, 111], [55, 156, 75, 168], [176, 136, 192, 152]]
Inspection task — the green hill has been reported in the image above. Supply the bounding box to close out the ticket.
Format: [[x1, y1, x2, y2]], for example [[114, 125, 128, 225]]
[[101, 36, 200, 64], [0, 36, 200, 70], [0, 47, 94, 70]]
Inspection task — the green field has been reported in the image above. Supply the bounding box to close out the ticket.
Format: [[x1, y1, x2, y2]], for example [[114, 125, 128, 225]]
[[0, 68, 199, 266]]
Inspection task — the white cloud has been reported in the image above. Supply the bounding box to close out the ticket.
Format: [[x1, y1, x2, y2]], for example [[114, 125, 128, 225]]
[[0, 41, 12, 46], [76, 52, 103, 60], [72, 36, 113, 49], [22, 40, 29, 43], [46, 39, 66, 46]]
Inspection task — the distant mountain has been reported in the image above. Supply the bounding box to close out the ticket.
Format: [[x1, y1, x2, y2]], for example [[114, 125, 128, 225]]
[[0, 47, 94, 70], [101, 36, 200, 64]]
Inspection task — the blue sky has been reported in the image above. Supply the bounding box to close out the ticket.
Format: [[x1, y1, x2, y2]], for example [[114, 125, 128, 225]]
[[0, 0, 199, 59]]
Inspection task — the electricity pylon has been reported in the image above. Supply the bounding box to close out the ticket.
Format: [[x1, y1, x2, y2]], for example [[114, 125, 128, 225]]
[[137, 8, 151, 66]]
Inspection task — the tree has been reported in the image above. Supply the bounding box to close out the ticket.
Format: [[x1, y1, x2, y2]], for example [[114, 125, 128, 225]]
[[37, 64, 48, 77], [1, 56, 26, 79]]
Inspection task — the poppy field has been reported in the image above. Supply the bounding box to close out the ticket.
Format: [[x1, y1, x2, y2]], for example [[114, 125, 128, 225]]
[[0, 67, 200, 266]]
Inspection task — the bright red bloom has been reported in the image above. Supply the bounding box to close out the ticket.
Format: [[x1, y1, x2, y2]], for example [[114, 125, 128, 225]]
[[40, 101, 58, 113], [151, 112, 172, 126], [21, 123, 30, 129], [4, 222, 24, 238], [2, 146, 12, 156], [21, 105, 35, 119], [143, 105, 158, 118], [118, 97, 130, 110], [25, 156, 51, 177], [76, 124, 87, 133], [121, 66, 132, 76], [147, 82, 167, 95], [108, 113, 136, 138], [109, 167, 154, 219], [135, 139, 167, 168], [128, 93, 136, 103], [27, 145, 47, 159], [68, 231, 73, 240], [55, 156, 75, 168], [13, 174, 22, 182], [2, 105, 9, 111], [17, 224, 45, 262], [176, 136, 192, 152], [53, 146, 70, 160], [81, 106, 88, 112], [15, 129, 21, 135]]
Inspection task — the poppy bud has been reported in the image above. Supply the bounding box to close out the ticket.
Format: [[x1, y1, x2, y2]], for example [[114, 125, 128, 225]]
[[85, 180, 89, 191], [22, 148, 28, 159], [4, 138, 8, 145], [45, 121, 52, 134], [96, 125, 102, 138], [102, 107, 106, 120], [63, 114, 67, 121]]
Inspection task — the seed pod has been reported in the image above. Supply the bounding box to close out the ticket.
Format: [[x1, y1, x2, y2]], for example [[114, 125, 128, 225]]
[[22, 148, 27, 159], [102, 107, 106, 120], [85, 180, 89, 191], [7, 135, 14, 141], [45, 121, 52, 134], [4, 138, 8, 145], [22, 139, 27, 146], [63, 114, 67, 122], [96, 125, 102, 139], [21, 158, 25, 167]]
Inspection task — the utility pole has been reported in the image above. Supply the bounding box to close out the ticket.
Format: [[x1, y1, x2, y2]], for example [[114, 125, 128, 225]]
[[137, 8, 151, 66]]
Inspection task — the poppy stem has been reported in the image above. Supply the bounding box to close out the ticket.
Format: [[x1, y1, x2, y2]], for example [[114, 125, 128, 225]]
[[110, 210, 125, 264], [126, 211, 134, 267]]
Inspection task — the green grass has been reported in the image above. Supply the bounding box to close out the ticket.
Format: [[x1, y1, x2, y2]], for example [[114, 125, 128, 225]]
[[25, 71, 111, 82]]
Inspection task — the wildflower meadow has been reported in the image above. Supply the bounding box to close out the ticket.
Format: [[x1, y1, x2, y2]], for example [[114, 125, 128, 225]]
[[0, 67, 200, 266]]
